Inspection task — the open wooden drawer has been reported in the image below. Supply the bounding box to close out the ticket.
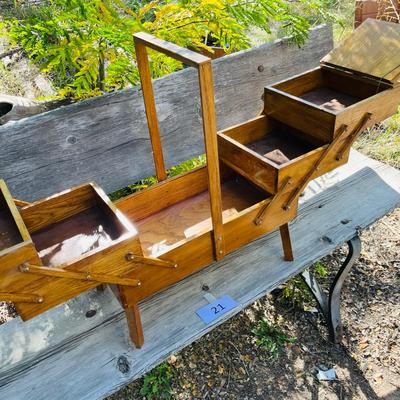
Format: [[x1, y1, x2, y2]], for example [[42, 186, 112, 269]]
[[217, 115, 347, 195], [265, 19, 400, 144], [115, 163, 296, 303], [0, 182, 142, 320]]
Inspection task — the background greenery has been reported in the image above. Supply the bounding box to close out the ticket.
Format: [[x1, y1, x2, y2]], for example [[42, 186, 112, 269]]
[[1, 0, 335, 99]]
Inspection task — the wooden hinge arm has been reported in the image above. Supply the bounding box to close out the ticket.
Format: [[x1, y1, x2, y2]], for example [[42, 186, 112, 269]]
[[0, 292, 43, 304], [19, 264, 142, 288], [282, 124, 349, 211], [283, 112, 372, 212], [335, 112, 372, 161]]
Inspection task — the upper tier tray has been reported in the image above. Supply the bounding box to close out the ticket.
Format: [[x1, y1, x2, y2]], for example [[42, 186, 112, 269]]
[[264, 19, 400, 143]]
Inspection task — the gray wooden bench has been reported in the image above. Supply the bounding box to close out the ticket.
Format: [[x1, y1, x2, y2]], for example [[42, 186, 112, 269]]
[[0, 25, 399, 399]]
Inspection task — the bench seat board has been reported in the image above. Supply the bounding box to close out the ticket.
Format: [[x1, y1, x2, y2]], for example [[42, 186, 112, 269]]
[[0, 150, 399, 400]]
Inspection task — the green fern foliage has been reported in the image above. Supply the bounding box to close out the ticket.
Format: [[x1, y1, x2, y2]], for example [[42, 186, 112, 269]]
[[1, 0, 334, 99]]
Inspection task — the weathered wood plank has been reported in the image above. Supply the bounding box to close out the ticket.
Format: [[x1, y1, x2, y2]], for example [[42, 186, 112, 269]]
[[0, 150, 398, 400], [0, 25, 332, 201]]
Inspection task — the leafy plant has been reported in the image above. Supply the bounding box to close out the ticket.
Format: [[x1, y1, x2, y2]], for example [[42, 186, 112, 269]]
[[0, 60, 24, 96], [140, 362, 176, 400], [108, 154, 205, 200], [279, 261, 328, 309], [252, 319, 296, 359], [1, 0, 334, 99]]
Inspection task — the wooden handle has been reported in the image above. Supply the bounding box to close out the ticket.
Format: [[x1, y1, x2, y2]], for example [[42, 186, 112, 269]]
[[134, 32, 225, 259], [134, 32, 210, 67]]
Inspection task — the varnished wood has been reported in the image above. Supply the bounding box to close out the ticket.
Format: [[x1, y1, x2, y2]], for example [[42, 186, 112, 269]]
[[134, 32, 210, 68], [13, 198, 31, 207], [218, 131, 278, 193], [279, 223, 293, 261], [20, 264, 142, 288], [116, 166, 210, 221], [198, 62, 225, 259], [0, 292, 43, 304], [125, 253, 177, 268], [31, 206, 123, 266], [135, 176, 266, 257], [134, 41, 167, 181], [126, 303, 145, 349], [116, 169, 298, 304], [0, 179, 31, 244], [19, 184, 96, 233], [283, 124, 349, 210], [321, 19, 400, 84], [265, 66, 400, 142], [218, 115, 269, 144], [265, 79, 336, 143], [218, 116, 334, 197], [0, 183, 143, 321], [336, 113, 372, 160], [133, 33, 225, 260], [254, 176, 293, 225], [14, 235, 142, 320]]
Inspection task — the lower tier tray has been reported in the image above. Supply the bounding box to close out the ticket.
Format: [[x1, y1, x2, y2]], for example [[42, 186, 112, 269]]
[[137, 176, 266, 257]]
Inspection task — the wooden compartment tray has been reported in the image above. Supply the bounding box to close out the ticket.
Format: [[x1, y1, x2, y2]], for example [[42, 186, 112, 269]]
[[0, 182, 142, 320], [265, 19, 400, 143], [217, 114, 347, 195], [116, 163, 295, 304]]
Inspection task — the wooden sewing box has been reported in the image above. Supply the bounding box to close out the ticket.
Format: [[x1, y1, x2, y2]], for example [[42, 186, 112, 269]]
[[1, 19, 399, 348]]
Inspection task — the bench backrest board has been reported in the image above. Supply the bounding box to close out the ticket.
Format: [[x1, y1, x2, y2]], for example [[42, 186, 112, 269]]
[[0, 25, 332, 201]]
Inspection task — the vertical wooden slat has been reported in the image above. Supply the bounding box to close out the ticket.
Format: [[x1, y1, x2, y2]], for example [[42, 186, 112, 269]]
[[198, 62, 225, 259], [134, 41, 167, 181]]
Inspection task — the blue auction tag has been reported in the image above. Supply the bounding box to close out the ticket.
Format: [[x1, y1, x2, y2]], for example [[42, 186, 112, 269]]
[[196, 295, 238, 324]]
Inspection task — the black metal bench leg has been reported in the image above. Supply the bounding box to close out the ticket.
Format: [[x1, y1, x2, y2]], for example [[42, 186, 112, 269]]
[[301, 235, 361, 343]]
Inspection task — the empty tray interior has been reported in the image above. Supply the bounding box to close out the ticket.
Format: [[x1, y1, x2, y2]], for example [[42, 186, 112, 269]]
[[222, 117, 322, 167], [136, 176, 267, 257], [0, 191, 22, 251], [31, 204, 126, 267], [246, 129, 317, 165], [272, 67, 389, 114]]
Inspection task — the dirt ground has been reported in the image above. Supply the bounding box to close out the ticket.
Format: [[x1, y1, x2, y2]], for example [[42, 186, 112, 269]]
[[108, 208, 399, 400]]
